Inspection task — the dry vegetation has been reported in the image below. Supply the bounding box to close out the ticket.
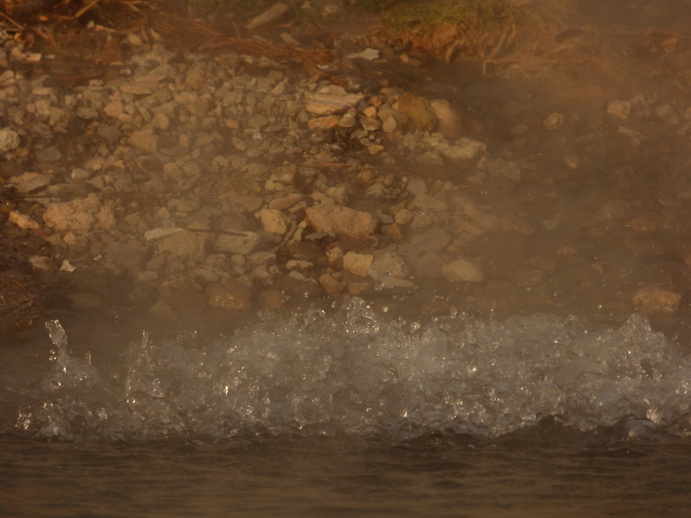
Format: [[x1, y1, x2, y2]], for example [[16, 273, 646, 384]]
[[378, 0, 569, 68]]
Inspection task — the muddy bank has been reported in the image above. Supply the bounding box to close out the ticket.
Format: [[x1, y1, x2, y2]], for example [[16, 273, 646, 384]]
[[1, 0, 691, 334]]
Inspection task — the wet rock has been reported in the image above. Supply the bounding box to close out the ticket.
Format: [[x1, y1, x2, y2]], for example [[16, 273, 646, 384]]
[[258, 208, 290, 235], [42, 193, 113, 234], [129, 127, 158, 153], [145, 227, 184, 242], [430, 99, 461, 139], [286, 240, 324, 262], [343, 251, 374, 277], [35, 146, 62, 163], [319, 272, 344, 294], [394, 208, 413, 225], [344, 272, 371, 296], [307, 114, 340, 130], [407, 250, 445, 279], [632, 285, 681, 313], [511, 268, 545, 288], [269, 193, 306, 210], [368, 251, 409, 282], [221, 192, 264, 213], [9, 172, 49, 193], [274, 273, 321, 299], [158, 230, 205, 260], [409, 193, 448, 212], [543, 112, 564, 129], [442, 257, 485, 282], [437, 139, 486, 164], [215, 232, 261, 255], [325, 245, 344, 268], [607, 99, 632, 120], [8, 210, 39, 230], [285, 259, 313, 271], [477, 158, 521, 184], [305, 88, 364, 115], [410, 210, 436, 230], [395, 93, 437, 131], [408, 228, 451, 253], [305, 204, 377, 241], [382, 116, 398, 133], [0, 127, 20, 152], [207, 282, 253, 311], [406, 177, 428, 196]]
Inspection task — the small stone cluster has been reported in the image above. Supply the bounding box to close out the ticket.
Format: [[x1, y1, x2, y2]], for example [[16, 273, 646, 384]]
[[1, 36, 522, 319]]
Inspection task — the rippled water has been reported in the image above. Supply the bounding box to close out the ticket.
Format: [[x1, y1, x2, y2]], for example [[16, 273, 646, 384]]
[[1, 299, 690, 516], [2, 435, 691, 517]]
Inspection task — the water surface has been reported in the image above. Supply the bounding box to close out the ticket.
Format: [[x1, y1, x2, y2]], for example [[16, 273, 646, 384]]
[[2, 300, 690, 516]]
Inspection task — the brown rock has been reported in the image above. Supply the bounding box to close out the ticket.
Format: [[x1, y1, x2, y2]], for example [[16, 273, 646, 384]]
[[269, 194, 306, 210], [442, 257, 485, 282], [9, 210, 39, 230], [305, 91, 364, 115], [325, 245, 344, 268], [220, 192, 264, 213], [158, 230, 205, 259], [43, 193, 113, 233], [632, 285, 681, 313], [343, 251, 374, 277], [286, 240, 325, 262], [345, 273, 371, 295], [307, 115, 340, 130], [129, 127, 158, 153], [430, 99, 461, 139], [305, 204, 377, 241], [258, 208, 290, 235], [395, 93, 437, 131], [319, 272, 344, 295]]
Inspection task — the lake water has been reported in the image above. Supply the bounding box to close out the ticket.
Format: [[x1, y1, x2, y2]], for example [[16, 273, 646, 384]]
[[2, 299, 690, 516]]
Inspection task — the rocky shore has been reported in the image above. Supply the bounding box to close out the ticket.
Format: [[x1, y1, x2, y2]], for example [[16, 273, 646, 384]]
[[2, 1, 691, 333]]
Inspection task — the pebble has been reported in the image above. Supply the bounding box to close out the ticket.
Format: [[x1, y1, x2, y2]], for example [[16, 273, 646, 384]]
[[632, 285, 681, 313], [437, 139, 486, 163], [319, 272, 344, 294], [430, 99, 461, 138], [368, 251, 409, 282], [9, 210, 40, 229], [258, 208, 290, 235], [9, 172, 50, 193], [442, 257, 485, 282], [305, 204, 377, 241], [343, 251, 374, 277], [0, 127, 20, 152], [215, 232, 261, 255]]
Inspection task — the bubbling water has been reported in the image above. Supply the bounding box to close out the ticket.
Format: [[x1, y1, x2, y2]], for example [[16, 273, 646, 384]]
[[12, 298, 691, 441]]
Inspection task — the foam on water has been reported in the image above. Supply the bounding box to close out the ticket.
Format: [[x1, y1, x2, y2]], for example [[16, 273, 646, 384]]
[[11, 299, 691, 441]]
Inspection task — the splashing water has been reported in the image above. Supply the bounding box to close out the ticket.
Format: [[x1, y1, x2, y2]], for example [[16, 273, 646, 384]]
[[11, 299, 691, 441]]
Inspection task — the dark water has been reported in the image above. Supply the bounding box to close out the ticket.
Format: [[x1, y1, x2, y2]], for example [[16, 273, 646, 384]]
[[2, 434, 691, 517], [1, 299, 690, 516]]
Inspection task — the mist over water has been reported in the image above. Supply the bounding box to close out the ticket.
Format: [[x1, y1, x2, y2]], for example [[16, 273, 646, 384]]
[[7, 299, 690, 442]]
